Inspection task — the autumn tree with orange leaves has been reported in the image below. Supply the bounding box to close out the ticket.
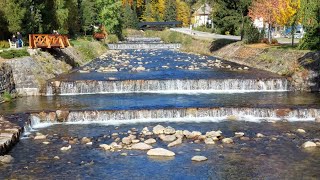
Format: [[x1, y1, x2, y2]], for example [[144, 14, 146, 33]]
[[249, 0, 279, 43]]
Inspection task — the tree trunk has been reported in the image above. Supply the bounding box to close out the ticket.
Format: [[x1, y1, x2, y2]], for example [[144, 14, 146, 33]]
[[240, 14, 244, 41], [291, 24, 295, 46], [268, 23, 272, 44]]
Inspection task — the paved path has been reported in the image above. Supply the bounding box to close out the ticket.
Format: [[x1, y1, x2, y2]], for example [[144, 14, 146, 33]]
[[170, 28, 300, 44], [170, 28, 241, 41]]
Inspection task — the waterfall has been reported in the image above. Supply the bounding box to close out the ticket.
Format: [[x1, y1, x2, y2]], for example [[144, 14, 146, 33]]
[[30, 107, 320, 126], [46, 78, 290, 95]]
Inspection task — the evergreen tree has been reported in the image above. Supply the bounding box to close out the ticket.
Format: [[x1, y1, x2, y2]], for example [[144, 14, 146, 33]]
[[3, 0, 26, 33], [66, 0, 81, 36], [122, 3, 138, 28], [164, 0, 177, 22], [81, 0, 98, 35]]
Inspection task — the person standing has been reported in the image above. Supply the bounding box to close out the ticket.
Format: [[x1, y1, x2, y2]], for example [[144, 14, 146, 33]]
[[17, 32, 23, 48]]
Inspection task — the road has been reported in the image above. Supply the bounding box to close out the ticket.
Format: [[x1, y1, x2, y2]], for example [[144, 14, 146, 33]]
[[170, 28, 300, 44]]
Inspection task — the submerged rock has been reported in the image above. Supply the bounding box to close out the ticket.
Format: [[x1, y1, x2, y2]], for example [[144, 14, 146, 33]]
[[81, 137, 91, 144], [147, 148, 175, 157], [302, 141, 317, 148], [131, 143, 152, 150], [191, 156, 208, 162]]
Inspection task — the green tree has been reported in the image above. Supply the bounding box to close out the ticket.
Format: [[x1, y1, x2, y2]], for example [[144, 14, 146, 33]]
[[164, 0, 177, 21], [66, 0, 81, 36], [142, 3, 155, 21], [3, 0, 26, 33], [97, 0, 123, 38], [122, 2, 139, 28], [298, 0, 320, 50], [54, 0, 69, 34], [81, 0, 98, 35], [212, 0, 251, 37]]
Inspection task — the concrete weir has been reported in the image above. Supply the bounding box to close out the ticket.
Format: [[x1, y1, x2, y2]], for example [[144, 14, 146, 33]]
[[30, 107, 320, 126]]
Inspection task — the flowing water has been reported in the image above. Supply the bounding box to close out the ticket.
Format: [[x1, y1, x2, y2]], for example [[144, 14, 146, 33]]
[[1, 45, 320, 179]]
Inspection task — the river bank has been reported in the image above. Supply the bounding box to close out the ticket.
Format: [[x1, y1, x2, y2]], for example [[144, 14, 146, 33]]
[[135, 29, 319, 92]]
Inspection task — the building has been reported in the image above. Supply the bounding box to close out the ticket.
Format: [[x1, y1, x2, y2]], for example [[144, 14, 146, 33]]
[[193, 3, 212, 27]]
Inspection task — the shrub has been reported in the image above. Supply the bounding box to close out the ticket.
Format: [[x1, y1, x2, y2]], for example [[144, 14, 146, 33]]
[[193, 25, 212, 33], [243, 23, 261, 44], [0, 41, 9, 48], [2, 91, 12, 102], [167, 31, 183, 43], [107, 34, 119, 43], [271, 39, 278, 45], [298, 25, 320, 50], [0, 49, 29, 59]]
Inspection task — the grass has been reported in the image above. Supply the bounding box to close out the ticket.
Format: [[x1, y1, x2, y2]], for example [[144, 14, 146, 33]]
[[2, 91, 13, 102], [70, 36, 107, 63], [0, 48, 29, 59]]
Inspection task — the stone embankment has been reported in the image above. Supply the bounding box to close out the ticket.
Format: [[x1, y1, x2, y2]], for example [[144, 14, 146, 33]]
[[0, 63, 16, 101], [0, 116, 22, 155], [211, 43, 320, 91]]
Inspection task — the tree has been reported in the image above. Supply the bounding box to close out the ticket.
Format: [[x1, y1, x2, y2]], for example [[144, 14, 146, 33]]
[[249, 0, 278, 43], [122, 2, 138, 28], [97, 0, 123, 38], [81, 0, 98, 35], [3, 0, 26, 33], [298, 0, 320, 50], [164, 0, 177, 21], [54, 0, 69, 34], [176, 0, 190, 26], [212, 0, 251, 38], [275, 0, 300, 46], [66, 0, 81, 36], [142, 3, 155, 21]]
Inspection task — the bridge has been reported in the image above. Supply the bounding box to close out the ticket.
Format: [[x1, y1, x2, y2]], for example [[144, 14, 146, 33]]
[[138, 21, 182, 30], [29, 34, 71, 49]]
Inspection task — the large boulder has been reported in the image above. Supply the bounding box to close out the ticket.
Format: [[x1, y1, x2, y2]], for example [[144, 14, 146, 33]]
[[147, 148, 175, 157], [0, 155, 14, 164], [159, 134, 176, 142]]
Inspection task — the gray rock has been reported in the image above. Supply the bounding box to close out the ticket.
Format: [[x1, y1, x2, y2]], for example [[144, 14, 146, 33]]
[[204, 138, 215, 145], [191, 156, 208, 162], [131, 142, 152, 150], [159, 134, 176, 142], [122, 137, 132, 145], [222, 138, 234, 144], [164, 126, 176, 135], [147, 148, 175, 157], [0, 155, 14, 164], [302, 141, 317, 148], [99, 144, 111, 151], [168, 138, 182, 147], [153, 125, 165, 134], [144, 138, 156, 144]]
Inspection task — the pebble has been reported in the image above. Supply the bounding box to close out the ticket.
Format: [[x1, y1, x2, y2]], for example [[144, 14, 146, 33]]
[[60, 145, 71, 151], [256, 133, 265, 138], [191, 156, 208, 162], [100, 144, 111, 150], [235, 132, 245, 137], [54, 156, 60, 160], [42, 141, 50, 145], [194, 149, 201, 152]]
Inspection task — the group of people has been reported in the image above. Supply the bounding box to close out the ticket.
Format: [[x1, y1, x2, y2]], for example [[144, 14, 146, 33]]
[[11, 32, 23, 48]]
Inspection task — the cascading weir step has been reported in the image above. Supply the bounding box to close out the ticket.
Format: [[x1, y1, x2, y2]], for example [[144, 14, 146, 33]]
[[30, 107, 320, 126], [46, 78, 290, 95]]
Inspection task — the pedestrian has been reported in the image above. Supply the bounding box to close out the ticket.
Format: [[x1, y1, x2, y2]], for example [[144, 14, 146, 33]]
[[17, 32, 23, 48], [12, 35, 17, 43]]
